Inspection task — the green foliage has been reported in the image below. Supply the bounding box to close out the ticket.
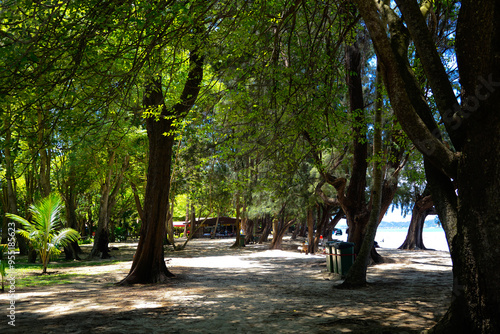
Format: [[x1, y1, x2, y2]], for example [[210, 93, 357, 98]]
[[0, 244, 7, 291], [6, 193, 80, 274]]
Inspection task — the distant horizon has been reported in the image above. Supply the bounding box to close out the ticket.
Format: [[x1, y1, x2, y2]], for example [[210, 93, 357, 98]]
[[336, 205, 437, 228]]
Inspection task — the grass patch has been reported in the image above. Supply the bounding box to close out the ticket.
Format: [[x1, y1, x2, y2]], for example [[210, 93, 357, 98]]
[[12, 257, 126, 270], [7, 269, 85, 289], [5, 258, 129, 288]]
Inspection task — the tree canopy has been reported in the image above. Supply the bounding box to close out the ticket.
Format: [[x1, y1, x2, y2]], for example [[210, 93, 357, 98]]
[[1, 1, 499, 332]]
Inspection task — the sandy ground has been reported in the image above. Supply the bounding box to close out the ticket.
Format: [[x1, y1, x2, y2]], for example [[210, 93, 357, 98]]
[[1, 238, 453, 334]]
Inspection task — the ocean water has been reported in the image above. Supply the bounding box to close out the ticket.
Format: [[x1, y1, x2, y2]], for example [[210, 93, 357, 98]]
[[332, 227, 449, 252], [375, 228, 449, 251]]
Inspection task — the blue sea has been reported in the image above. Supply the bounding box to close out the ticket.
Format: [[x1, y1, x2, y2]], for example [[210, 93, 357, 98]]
[[332, 227, 449, 252]]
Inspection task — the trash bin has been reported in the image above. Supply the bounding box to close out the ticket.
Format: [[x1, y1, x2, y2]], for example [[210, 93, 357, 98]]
[[325, 241, 338, 273], [333, 242, 355, 275], [239, 235, 246, 247]]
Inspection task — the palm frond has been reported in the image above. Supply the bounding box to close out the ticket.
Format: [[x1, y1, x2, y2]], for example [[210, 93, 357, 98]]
[[5, 213, 34, 233], [52, 228, 80, 248]]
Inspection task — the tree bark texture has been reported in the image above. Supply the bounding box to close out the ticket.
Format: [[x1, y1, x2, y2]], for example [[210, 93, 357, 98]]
[[354, 0, 500, 331], [120, 49, 204, 284], [340, 62, 384, 288]]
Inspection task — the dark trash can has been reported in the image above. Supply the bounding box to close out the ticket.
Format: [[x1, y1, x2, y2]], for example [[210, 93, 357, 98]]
[[325, 241, 355, 274], [239, 235, 246, 247], [333, 242, 355, 275]]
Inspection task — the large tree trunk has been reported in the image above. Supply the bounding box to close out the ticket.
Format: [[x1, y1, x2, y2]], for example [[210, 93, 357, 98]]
[[119, 78, 177, 283], [120, 49, 204, 285], [354, 0, 500, 331]]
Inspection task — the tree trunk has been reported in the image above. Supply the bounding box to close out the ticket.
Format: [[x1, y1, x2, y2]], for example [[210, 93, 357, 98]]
[[313, 204, 330, 251], [63, 173, 82, 260], [325, 209, 344, 242], [190, 203, 196, 238], [120, 48, 204, 285], [340, 64, 384, 288], [399, 193, 435, 250], [119, 79, 176, 283], [1, 186, 9, 244], [306, 208, 314, 254], [37, 108, 51, 198], [258, 215, 272, 244], [166, 200, 175, 245], [2, 116, 29, 255], [343, 40, 368, 256], [90, 151, 115, 259], [91, 153, 128, 258], [354, 0, 500, 331], [270, 214, 296, 250], [291, 221, 300, 240], [231, 195, 243, 248]]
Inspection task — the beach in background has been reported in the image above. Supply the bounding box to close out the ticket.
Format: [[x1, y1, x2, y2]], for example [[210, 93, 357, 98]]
[[375, 228, 449, 251], [333, 223, 449, 252]]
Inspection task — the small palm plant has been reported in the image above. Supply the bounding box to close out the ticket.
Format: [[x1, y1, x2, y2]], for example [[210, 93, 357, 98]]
[[1, 244, 7, 291], [6, 193, 80, 274]]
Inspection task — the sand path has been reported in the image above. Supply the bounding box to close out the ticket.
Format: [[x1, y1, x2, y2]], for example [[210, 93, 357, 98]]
[[2, 238, 452, 333]]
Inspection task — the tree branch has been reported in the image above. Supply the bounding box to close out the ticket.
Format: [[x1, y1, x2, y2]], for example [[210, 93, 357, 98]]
[[395, 0, 464, 149], [352, 0, 458, 179]]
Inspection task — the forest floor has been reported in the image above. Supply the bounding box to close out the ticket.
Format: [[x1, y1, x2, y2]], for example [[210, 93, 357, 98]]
[[2, 237, 452, 334]]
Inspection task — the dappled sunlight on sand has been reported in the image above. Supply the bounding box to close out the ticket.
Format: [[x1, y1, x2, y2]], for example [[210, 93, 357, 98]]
[[4, 238, 453, 333]]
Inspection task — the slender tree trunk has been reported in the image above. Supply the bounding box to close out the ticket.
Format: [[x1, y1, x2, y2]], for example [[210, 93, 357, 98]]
[[399, 193, 435, 250], [1, 187, 9, 244], [231, 195, 243, 248], [166, 200, 175, 245], [258, 215, 272, 244], [90, 151, 115, 259], [63, 173, 82, 260], [339, 62, 384, 288], [313, 204, 330, 251], [3, 116, 29, 255], [190, 203, 196, 238], [306, 208, 314, 254], [91, 153, 128, 258], [325, 209, 343, 242], [37, 109, 51, 198], [291, 221, 300, 240]]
